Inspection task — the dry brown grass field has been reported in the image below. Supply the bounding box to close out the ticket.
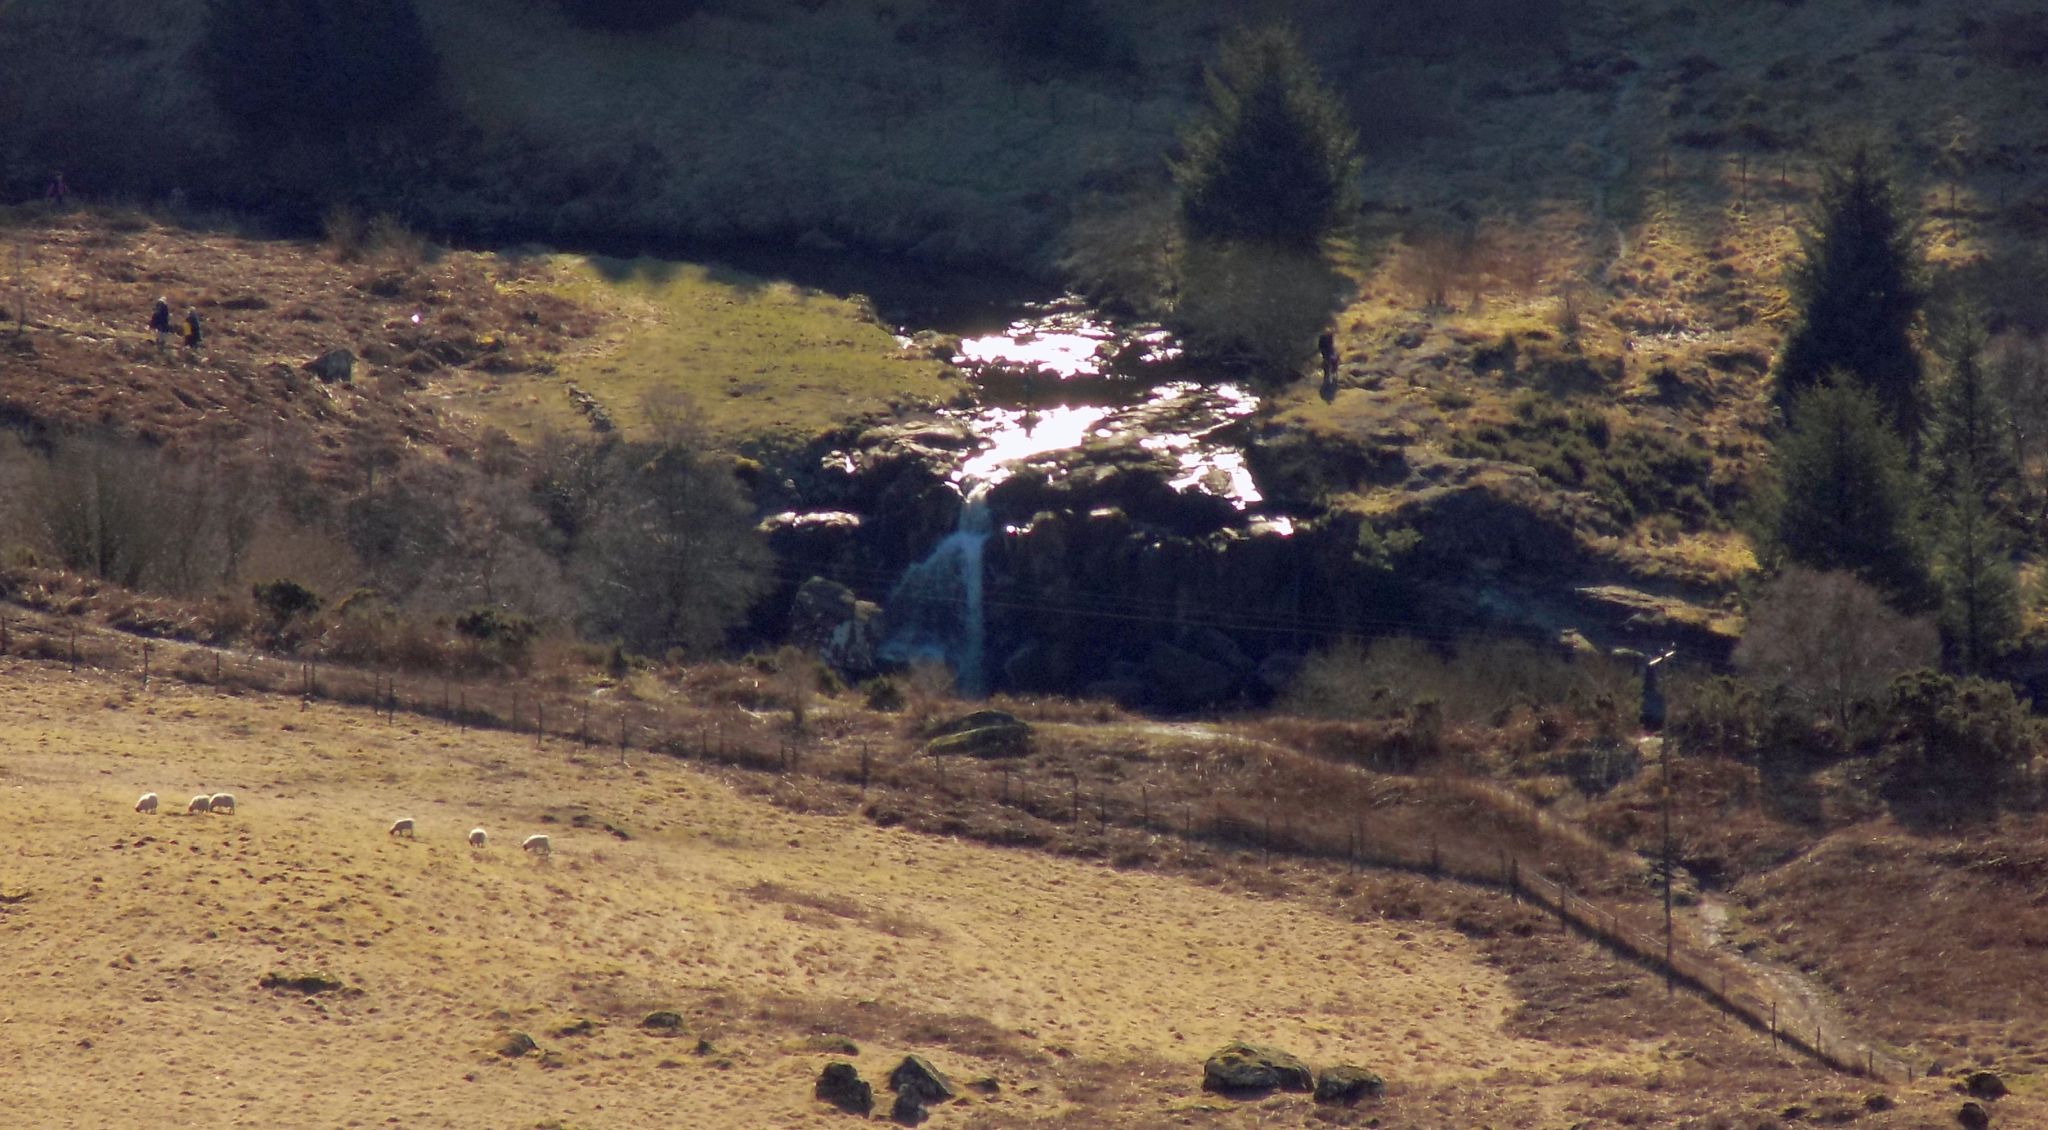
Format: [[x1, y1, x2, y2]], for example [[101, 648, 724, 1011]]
[[0, 652, 2023, 1128]]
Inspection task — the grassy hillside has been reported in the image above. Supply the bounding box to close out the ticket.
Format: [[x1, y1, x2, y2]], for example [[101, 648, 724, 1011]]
[[0, 648, 2013, 1127]]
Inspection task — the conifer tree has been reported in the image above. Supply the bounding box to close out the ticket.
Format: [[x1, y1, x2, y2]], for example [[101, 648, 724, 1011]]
[[1775, 149, 1927, 442], [1768, 379, 1928, 605], [1927, 322, 2023, 671], [1171, 25, 1361, 250]]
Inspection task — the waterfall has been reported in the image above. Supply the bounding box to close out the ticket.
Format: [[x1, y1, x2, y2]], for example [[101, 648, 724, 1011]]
[[879, 485, 994, 697]]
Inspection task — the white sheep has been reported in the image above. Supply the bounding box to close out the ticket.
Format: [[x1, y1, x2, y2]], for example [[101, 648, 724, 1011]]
[[186, 794, 212, 814], [468, 827, 488, 849], [521, 834, 551, 857], [208, 793, 236, 815], [388, 817, 415, 838], [135, 792, 158, 815]]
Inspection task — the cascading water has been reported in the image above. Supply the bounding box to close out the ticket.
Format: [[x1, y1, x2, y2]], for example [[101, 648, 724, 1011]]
[[878, 485, 994, 696]]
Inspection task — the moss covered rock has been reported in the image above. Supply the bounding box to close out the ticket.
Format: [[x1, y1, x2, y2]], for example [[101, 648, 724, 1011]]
[[1201, 1042, 1313, 1094]]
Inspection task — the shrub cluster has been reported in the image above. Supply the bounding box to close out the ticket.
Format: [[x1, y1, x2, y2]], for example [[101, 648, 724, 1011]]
[[555, 0, 706, 33], [1450, 396, 1719, 527], [198, 0, 441, 145]]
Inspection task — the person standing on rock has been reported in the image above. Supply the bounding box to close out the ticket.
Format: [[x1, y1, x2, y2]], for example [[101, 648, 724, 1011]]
[[181, 307, 202, 350], [148, 296, 172, 346]]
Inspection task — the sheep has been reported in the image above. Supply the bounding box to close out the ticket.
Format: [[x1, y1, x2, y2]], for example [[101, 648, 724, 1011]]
[[521, 834, 551, 857], [187, 794, 212, 815], [135, 792, 158, 815], [468, 827, 488, 849], [208, 793, 236, 815], [388, 817, 415, 838]]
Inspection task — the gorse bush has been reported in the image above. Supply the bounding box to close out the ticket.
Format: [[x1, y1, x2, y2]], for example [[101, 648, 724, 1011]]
[[555, 0, 706, 32], [1450, 396, 1719, 527], [198, 0, 441, 145], [1172, 24, 1360, 250], [975, 0, 1136, 74], [1882, 669, 2034, 801]]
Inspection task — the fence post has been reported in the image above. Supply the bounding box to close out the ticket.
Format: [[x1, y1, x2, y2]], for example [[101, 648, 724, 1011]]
[[141, 641, 149, 687], [1770, 1001, 1777, 1050], [69, 626, 77, 672], [859, 740, 871, 795], [536, 703, 544, 749], [459, 690, 467, 732]]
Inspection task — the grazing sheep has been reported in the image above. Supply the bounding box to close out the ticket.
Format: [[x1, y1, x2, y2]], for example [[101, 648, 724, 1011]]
[[135, 792, 158, 815], [208, 793, 236, 815], [388, 817, 415, 838], [187, 795, 212, 814], [468, 827, 488, 849], [521, 834, 551, 857]]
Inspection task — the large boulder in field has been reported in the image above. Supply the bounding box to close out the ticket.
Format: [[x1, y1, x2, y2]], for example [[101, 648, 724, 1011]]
[[1201, 1042, 1313, 1095], [888, 1054, 957, 1104], [815, 1061, 873, 1115], [1147, 641, 1239, 710], [923, 710, 1032, 759], [1313, 1065, 1384, 1104], [1966, 1070, 2007, 1100]]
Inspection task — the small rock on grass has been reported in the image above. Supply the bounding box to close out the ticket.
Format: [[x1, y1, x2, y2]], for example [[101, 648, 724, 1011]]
[[641, 1010, 684, 1032], [1958, 1100, 1991, 1130]]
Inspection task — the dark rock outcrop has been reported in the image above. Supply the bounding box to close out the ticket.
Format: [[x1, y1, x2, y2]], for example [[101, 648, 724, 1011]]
[[815, 1062, 874, 1116], [1958, 1099, 1990, 1129], [889, 1054, 957, 1104], [1966, 1070, 2008, 1100]]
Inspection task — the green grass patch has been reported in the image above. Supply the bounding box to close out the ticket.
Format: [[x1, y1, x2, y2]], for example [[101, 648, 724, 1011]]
[[457, 255, 955, 446]]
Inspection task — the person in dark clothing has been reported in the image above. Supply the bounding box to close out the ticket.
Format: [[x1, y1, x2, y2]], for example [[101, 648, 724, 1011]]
[[45, 172, 69, 208], [1317, 329, 1339, 401], [182, 307, 202, 349], [149, 297, 172, 346]]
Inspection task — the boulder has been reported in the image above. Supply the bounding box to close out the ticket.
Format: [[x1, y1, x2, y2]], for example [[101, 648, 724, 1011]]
[[888, 1054, 957, 1104], [923, 710, 1032, 758], [303, 348, 355, 384], [815, 1062, 874, 1116], [788, 576, 886, 680], [1313, 1065, 1384, 1104], [890, 1091, 928, 1125], [1201, 1042, 1314, 1095], [641, 1010, 684, 1032], [1958, 1100, 1990, 1130], [1146, 641, 1239, 710], [1966, 1071, 2008, 1100]]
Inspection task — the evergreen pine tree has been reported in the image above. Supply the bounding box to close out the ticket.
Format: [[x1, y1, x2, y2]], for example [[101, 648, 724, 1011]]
[[1927, 321, 2023, 671], [1171, 25, 1361, 250], [1775, 149, 1928, 442], [1932, 462, 2022, 673], [1769, 379, 1929, 604], [1928, 321, 2016, 500]]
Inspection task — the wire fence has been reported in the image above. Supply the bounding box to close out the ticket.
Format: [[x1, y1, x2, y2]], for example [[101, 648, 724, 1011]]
[[0, 607, 1912, 1083]]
